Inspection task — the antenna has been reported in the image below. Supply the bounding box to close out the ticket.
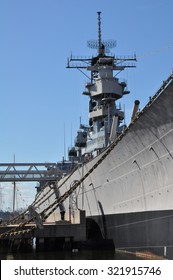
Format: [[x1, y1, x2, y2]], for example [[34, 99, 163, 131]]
[[63, 123, 66, 161], [98, 11, 102, 54], [87, 11, 117, 55], [13, 154, 16, 213], [67, 12, 136, 70]]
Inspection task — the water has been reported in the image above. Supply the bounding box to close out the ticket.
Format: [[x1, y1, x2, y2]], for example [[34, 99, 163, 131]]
[[0, 238, 165, 260], [0, 248, 141, 260]]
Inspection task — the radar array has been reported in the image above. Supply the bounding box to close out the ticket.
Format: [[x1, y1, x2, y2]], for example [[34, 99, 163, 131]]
[[67, 12, 136, 71], [87, 12, 117, 55]]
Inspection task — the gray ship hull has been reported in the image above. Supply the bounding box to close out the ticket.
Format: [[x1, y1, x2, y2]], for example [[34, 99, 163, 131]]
[[89, 209, 173, 258]]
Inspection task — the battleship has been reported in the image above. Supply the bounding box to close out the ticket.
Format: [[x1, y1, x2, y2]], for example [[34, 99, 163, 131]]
[[33, 12, 173, 257], [1, 12, 173, 259]]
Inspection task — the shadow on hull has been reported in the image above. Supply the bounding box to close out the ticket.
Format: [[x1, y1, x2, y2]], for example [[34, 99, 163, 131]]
[[89, 209, 173, 259]]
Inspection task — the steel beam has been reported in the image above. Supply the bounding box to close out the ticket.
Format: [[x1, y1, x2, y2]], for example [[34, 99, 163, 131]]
[[0, 163, 62, 182]]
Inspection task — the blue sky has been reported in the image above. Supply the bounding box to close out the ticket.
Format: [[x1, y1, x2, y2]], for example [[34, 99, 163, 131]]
[[0, 0, 173, 209]]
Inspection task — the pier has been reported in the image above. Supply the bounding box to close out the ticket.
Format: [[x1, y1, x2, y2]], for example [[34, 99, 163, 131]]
[[0, 210, 87, 252], [0, 162, 114, 254]]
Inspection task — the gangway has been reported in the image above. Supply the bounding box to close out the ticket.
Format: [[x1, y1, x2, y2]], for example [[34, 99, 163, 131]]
[[0, 163, 62, 182]]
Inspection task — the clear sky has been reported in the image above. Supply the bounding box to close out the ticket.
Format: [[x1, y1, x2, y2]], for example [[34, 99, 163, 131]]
[[0, 0, 173, 210]]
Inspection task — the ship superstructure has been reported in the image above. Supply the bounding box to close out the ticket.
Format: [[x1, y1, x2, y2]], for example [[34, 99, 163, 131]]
[[68, 12, 136, 161]]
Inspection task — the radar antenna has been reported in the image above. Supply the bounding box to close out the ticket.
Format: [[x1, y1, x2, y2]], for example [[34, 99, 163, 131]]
[[87, 11, 117, 55], [67, 12, 136, 72], [98, 11, 102, 55]]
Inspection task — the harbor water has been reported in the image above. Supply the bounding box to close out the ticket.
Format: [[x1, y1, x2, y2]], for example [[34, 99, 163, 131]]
[[0, 249, 142, 260]]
